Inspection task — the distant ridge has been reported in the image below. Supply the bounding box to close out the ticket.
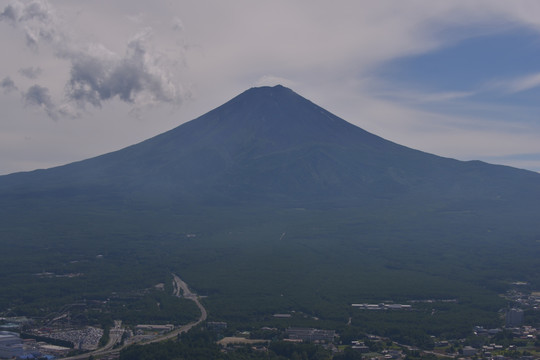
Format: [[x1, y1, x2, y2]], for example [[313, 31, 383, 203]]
[[1, 85, 540, 206]]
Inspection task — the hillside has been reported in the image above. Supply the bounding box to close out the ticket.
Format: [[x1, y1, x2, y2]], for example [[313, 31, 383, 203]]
[[2, 85, 540, 206]]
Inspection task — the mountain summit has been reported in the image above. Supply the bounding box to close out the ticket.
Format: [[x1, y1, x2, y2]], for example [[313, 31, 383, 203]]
[[1, 85, 540, 206]]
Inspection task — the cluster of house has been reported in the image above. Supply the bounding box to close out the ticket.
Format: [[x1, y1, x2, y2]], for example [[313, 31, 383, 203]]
[[350, 340, 404, 359], [134, 324, 174, 334], [506, 289, 540, 310]]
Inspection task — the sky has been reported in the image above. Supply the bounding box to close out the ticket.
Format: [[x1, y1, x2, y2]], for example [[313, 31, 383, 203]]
[[2, 0, 540, 175]]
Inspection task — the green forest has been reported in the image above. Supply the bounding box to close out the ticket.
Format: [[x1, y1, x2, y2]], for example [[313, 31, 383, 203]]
[[1, 201, 537, 348]]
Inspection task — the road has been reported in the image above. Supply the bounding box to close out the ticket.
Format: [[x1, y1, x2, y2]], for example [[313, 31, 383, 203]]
[[63, 274, 207, 359], [141, 274, 207, 344], [391, 340, 455, 359]]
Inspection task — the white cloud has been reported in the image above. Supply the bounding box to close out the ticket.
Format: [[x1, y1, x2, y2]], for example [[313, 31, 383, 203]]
[[18, 66, 42, 79], [22, 84, 78, 120], [0, 0, 62, 51], [502, 72, 540, 93], [0, 0, 188, 119], [65, 27, 187, 109], [361, 77, 477, 104], [254, 75, 296, 89]]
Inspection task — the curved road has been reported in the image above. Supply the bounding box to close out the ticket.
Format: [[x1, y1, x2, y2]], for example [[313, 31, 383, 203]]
[[142, 274, 207, 344], [63, 274, 207, 360]]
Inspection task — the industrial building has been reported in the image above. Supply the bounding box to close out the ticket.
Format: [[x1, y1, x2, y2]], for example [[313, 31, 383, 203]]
[[286, 328, 335, 343], [0, 331, 23, 359]]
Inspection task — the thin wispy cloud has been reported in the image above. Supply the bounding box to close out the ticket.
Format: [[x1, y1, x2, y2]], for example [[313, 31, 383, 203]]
[[22, 84, 75, 120], [255, 75, 296, 89], [500, 72, 540, 93], [370, 85, 476, 105]]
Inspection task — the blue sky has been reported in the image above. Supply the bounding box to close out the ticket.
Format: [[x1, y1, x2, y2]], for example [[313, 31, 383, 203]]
[[371, 26, 540, 170], [1, 0, 540, 174], [385, 28, 540, 90], [379, 27, 540, 109]]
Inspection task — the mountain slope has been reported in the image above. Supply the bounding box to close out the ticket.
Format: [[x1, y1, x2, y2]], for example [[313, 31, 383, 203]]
[[2, 85, 539, 206]]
